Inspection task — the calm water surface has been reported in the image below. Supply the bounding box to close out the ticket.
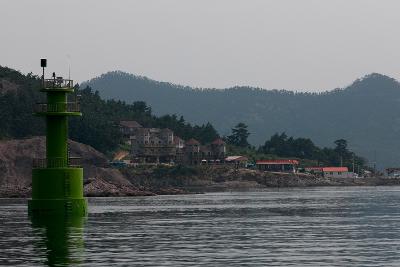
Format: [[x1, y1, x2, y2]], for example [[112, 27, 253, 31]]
[[2, 187, 400, 266]]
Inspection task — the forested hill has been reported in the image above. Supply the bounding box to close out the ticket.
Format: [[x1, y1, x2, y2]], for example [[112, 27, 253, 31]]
[[83, 71, 400, 169], [0, 66, 220, 154]]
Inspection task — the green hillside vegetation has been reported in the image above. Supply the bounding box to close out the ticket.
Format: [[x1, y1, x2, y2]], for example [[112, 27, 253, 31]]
[[225, 124, 366, 172], [0, 66, 368, 172], [258, 133, 366, 171], [0, 66, 219, 153], [70, 86, 220, 152], [84, 71, 400, 169], [0, 67, 44, 138]]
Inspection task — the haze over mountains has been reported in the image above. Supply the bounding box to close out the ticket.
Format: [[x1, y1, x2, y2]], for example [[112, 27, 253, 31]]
[[83, 72, 400, 169]]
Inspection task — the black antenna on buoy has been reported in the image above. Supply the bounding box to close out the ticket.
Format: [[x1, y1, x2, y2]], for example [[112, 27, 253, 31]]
[[67, 54, 71, 80], [40, 59, 47, 87]]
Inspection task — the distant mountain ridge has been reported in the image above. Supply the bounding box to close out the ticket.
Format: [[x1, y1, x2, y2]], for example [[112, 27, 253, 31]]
[[82, 71, 400, 169]]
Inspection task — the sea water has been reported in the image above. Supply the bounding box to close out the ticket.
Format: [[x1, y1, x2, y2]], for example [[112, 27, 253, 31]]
[[1, 187, 400, 266]]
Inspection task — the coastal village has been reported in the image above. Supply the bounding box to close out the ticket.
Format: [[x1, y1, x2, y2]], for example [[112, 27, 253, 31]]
[[4, 64, 400, 200], [1, 65, 400, 200], [118, 120, 361, 179], [3, 3, 400, 266]]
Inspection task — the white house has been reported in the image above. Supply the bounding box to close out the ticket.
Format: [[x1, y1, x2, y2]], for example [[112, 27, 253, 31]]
[[386, 168, 400, 178], [305, 167, 355, 178]]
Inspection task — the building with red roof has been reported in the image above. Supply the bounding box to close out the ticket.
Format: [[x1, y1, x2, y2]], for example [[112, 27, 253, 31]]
[[212, 138, 225, 145], [119, 120, 143, 140], [123, 122, 228, 165], [130, 126, 175, 163], [185, 138, 200, 146], [226, 156, 249, 168], [305, 166, 354, 178]]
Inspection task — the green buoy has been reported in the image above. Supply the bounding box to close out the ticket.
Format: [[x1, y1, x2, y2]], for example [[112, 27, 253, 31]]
[[28, 59, 87, 217]]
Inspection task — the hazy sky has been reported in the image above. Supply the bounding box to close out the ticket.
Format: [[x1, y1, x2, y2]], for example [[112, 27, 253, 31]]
[[1, 0, 400, 91]]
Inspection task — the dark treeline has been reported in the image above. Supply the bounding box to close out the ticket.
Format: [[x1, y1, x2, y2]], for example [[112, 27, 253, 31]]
[[224, 122, 367, 170], [258, 132, 366, 170], [0, 67, 44, 138]]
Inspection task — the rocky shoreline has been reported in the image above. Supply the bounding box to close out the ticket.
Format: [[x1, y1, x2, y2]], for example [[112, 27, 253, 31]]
[[2, 168, 400, 198], [1, 137, 400, 198], [2, 166, 400, 198]]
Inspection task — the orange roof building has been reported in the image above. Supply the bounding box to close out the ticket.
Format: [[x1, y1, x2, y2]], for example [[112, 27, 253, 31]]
[[186, 138, 200, 146], [305, 166, 354, 178], [212, 138, 225, 145]]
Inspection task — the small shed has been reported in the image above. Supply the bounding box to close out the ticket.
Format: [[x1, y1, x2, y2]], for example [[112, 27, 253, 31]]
[[256, 159, 299, 173], [321, 167, 353, 178], [386, 168, 400, 178], [225, 156, 248, 168]]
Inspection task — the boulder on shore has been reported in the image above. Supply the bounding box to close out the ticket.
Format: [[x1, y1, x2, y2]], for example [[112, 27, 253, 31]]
[[84, 177, 154, 197]]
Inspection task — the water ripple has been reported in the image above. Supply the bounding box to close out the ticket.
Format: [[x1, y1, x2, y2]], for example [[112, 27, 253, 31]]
[[2, 187, 400, 266]]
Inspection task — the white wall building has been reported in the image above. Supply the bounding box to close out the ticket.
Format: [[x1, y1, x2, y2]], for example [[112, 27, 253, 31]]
[[306, 167, 355, 178]]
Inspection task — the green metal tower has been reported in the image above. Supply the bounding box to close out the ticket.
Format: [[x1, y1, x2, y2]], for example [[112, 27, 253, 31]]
[[28, 59, 87, 217]]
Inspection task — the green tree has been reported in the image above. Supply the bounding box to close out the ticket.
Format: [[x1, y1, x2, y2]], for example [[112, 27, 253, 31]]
[[259, 132, 320, 159], [132, 101, 151, 114], [227, 123, 250, 147], [334, 139, 350, 166], [334, 139, 348, 154]]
